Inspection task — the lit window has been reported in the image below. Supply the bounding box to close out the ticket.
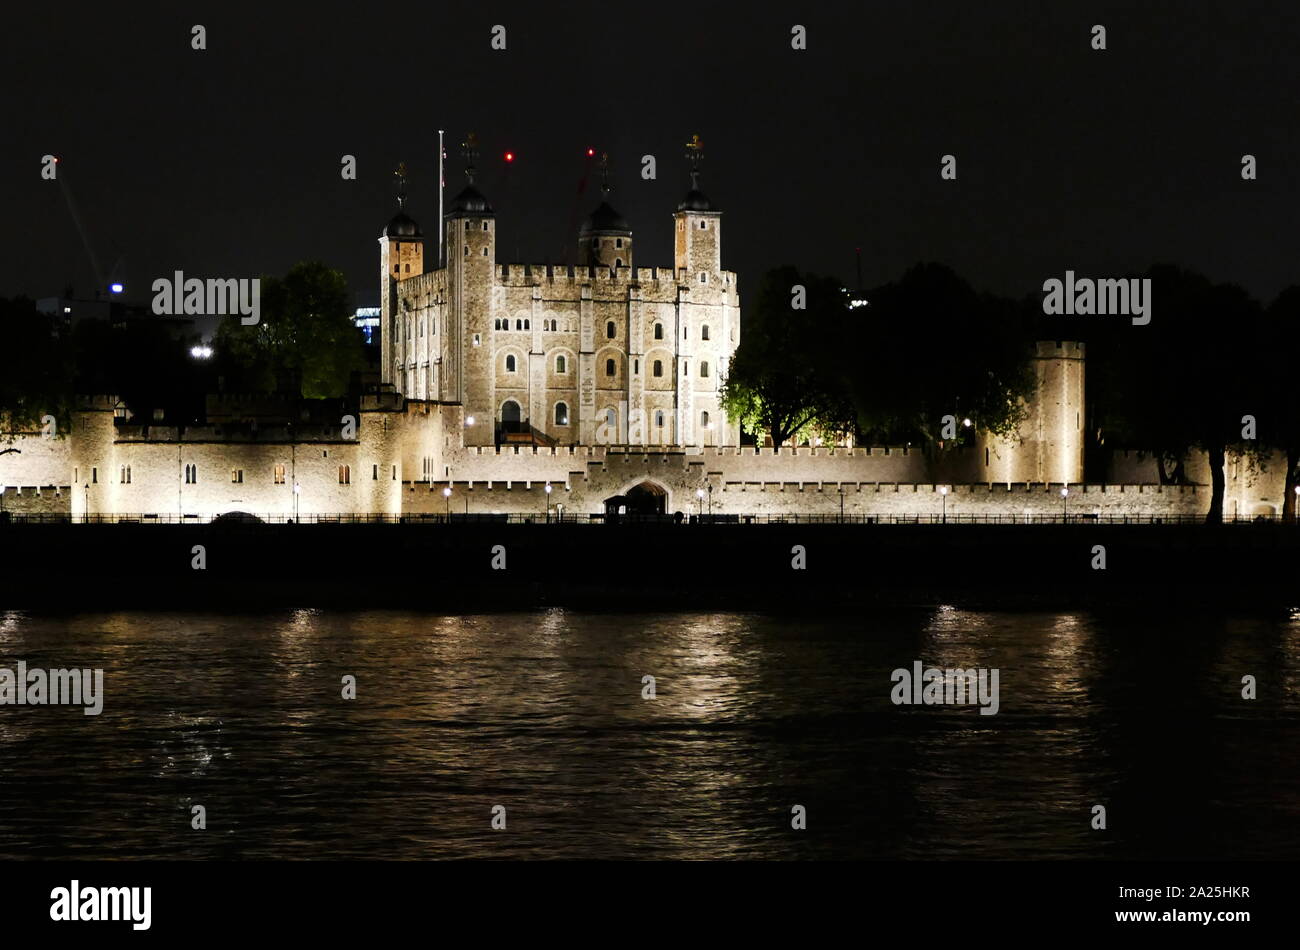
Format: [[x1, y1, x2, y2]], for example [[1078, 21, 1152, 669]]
[[338, 465, 350, 485], [274, 464, 286, 485], [555, 402, 569, 425], [231, 469, 244, 484]]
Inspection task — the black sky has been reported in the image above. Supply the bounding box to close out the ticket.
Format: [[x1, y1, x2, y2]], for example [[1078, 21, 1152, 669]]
[[5, 1, 1299, 313]]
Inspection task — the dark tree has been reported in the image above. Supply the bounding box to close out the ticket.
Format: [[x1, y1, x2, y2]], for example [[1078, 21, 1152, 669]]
[[721, 266, 853, 447], [215, 261, 365, 399], [843, 263, 1034, 446]]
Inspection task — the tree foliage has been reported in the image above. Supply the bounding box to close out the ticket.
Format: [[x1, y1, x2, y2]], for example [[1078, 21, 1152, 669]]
[[214, 261, 364, 398]]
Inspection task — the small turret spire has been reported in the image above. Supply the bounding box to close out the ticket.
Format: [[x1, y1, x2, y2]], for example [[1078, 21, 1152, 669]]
[[394, 162, 409, 209], [685, 134, 704, 190], [462, 132, 480, 185], [599, 151, 612, 199]]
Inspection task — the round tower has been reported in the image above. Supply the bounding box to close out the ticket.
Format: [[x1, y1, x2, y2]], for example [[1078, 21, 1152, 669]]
[[578, 153, 632, 271], [978, 341, 1085, 485], [378, 163, 424, 394], [673, 134, 722, 277]]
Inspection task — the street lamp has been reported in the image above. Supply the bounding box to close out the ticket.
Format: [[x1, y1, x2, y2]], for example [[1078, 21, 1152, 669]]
[[696, 487, 705, 520], [939, 485, 948, 524], [707, 483, 713, 518], [1061, 486, 1069, 521], [545, 482, 553, 522], [293, 481, 301, 521], [443, 485, 452, 518], [465, 415, 475, 427]]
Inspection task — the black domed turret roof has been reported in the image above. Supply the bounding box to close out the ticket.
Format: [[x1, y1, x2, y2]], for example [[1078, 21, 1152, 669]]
[[383, 211, 421, 238], [677, 189, 716, 212], [447, 184, 494, 216], [579, 201, 631, 235]]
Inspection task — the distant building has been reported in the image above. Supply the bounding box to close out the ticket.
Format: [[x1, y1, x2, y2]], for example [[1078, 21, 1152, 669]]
[[353, 307, 380, 344]]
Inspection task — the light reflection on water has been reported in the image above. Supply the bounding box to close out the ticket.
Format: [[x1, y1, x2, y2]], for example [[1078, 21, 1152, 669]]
[[0, 608, 1296, 859]]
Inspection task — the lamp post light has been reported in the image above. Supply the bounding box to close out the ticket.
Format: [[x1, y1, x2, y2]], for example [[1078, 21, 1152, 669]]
[[545, 482, 553, 522], [1061, 486, 1069, 521], [707, 482, 713, 518], [443, 485, 452, 518], [838, 485, 845, 523], [293, 482, 301, 521], [696, 487, 705, 520], [940, 485, 948, 524]]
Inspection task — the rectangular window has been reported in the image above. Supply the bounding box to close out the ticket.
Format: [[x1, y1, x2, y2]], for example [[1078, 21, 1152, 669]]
[[373, 464, 379, 481], [274, 464, 286, 484], [231, 469, 244, 484]]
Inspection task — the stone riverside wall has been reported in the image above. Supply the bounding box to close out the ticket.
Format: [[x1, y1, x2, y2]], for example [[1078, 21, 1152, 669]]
[[409, 443, 1208, 518]]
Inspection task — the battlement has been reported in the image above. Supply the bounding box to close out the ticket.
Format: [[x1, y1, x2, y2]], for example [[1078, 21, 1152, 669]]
[[1034, 340, 1085, 358], [494, 263, 738, 290], [114, 424, 357, 444], [75, 394, 119, 411]]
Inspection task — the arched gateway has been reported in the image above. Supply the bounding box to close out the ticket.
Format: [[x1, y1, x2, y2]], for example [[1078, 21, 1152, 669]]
[[604, 480, 669, 518]]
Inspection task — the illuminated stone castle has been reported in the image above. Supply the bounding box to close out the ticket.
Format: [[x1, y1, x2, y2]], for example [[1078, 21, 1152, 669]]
[[380, 137, 739, 450], [3, 137, 1281, 521]]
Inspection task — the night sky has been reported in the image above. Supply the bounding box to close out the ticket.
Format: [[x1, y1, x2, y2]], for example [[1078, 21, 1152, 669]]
[[5, 1, 1298, 315]]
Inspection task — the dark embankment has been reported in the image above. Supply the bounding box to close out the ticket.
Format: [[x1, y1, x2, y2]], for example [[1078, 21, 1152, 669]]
[[1, 521, 1298, 612]]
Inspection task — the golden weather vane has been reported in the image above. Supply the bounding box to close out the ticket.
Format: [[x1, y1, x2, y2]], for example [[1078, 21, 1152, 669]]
[[685, 134, 704, 188]]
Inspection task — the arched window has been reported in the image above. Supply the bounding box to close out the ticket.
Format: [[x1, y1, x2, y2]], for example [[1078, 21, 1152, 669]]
[[505, 354, 516, 372], [515, 319, 523, 330], [654, 410, 665, 427], [338, 465, 351, 485], [605, 358, 616, 376], [555, 355, 566, 373], [652, 360, 663, 378], [605, 408, 616, 429], [555, 402, 569, 425], [700, 361, 709, 378], [614, 258, 622, 268], [524, 319, 530, 329], [700, 411, 710, 428], [606, 321, 616, 339], [701, 324, 710, 341], [654, 323, 663, 340], [615, 238, 623, 248]]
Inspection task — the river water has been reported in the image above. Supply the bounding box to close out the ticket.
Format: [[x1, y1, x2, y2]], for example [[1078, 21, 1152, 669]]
[[0, 607, 1296, 859]]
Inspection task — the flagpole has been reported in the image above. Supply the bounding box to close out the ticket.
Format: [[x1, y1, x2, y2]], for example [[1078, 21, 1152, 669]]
[[437, 129, 444, 267]]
